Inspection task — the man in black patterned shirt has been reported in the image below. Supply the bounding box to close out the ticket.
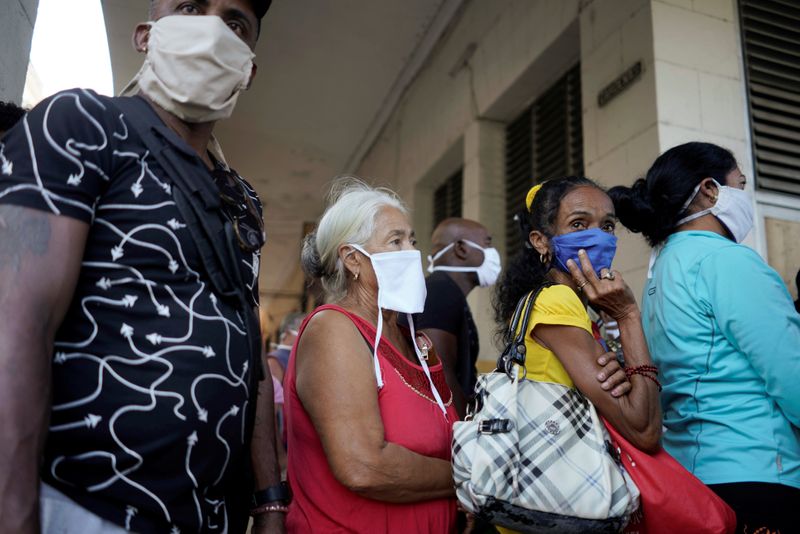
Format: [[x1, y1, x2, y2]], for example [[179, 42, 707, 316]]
[[0, 1, 283, 533]]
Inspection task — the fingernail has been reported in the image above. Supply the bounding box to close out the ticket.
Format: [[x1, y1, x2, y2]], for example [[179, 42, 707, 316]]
[[598, 357, 607, 364], [578, 249, 586, 255], [566, 259, 575, 267], [612, 388, 622, 396], [597, 373, 606, 381], [601, 382, 609, 390]]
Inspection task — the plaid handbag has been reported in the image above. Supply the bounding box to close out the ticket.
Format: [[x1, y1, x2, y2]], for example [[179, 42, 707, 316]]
[[452, 287, 640, 533]]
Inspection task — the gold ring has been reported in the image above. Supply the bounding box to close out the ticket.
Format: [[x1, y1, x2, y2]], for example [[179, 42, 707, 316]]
[[578, 280, 589, 289]]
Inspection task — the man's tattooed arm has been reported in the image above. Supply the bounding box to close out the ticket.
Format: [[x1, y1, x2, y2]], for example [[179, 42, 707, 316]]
[[0, 205, 88, 534], [0, 206, 52, 273]]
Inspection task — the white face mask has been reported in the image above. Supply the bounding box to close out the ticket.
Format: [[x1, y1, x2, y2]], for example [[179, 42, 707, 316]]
[[427, 240, 502, 287], [675, 180, 754, 243], [128, 15, 255, 123], [350, 245, 427, 314], [349, 244, 447, 417]]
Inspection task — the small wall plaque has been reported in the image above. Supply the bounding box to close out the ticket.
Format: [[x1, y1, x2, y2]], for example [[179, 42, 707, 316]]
[[597, 61, 643, 108]]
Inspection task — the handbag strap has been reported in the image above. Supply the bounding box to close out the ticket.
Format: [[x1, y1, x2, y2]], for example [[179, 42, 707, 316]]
[[497, 283, 552, 378]]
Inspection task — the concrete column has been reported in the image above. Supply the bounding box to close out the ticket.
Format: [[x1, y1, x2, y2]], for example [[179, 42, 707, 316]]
[[580, 0, 770, 299], [649, 0, 768, 251], [0, 0, 39, 103], [648, 0, 800, 296], [412, 181, 436, 258], [579, 0, 661, 303], [462, 119, 505, 360], [650, 0, 749, 166]]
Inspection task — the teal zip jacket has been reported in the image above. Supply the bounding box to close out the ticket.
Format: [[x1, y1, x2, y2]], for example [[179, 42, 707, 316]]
[[642, 231, 800, 489]]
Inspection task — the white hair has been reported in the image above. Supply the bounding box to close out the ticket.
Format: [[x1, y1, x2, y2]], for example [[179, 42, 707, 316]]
[[301, 177, 407, 302]]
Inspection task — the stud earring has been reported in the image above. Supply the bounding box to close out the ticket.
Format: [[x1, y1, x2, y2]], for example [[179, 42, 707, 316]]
[[354, 271, 359, 281]]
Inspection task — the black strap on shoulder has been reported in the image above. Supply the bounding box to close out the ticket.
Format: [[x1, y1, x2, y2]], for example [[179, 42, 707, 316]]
[[111, 96, 264, 376], [113, 96, 242, 303], [112, 95, 266, 523], [113, 96, 263, 346], [110, 97, 265, 512], [497, 283, 552, 378]]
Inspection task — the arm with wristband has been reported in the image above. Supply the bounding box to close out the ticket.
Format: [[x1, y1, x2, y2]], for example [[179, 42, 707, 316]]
[[536, 250, 662, 453]]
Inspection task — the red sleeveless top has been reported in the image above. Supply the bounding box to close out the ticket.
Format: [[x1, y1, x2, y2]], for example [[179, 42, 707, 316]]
[[284, 305, 458, 533]]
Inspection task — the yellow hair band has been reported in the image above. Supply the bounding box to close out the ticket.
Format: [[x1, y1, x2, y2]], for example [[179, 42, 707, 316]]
[[525, 182, 545, 211]]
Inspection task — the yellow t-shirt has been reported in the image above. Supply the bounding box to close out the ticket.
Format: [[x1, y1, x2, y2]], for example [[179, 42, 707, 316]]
[[497, 285, 592, 534], [513, 284, 593, 388]]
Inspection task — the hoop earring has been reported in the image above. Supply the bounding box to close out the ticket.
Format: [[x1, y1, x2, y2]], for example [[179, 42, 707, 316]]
[[539, 253, 550, 265]]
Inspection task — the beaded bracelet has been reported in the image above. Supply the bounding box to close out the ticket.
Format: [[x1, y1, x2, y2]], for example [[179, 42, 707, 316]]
[[625, 364, 658, 375], [250, 503, 289, 516], [625, 365, 662, 392]]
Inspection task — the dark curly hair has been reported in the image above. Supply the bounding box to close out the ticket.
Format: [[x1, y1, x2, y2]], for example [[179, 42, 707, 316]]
[[493, 176, 601, 339], [0, 101, 26, 134], [608, 142, 737, 247]]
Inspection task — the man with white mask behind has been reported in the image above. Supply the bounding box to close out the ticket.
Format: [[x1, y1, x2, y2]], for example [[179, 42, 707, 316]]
[[0, 1, 283, 533], [418, 218, 501, 418]]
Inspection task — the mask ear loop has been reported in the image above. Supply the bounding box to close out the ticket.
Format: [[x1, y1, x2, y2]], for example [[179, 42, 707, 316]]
[[351, 243, 436, 399], [407, 313, 448, 418], [372, 309, 385, 388], [646, 245, 663, 280], [349, 243, 385, 388], [427, 242, 455, 273], [428, 240, 485, 274], [675, 179, 720, 227]]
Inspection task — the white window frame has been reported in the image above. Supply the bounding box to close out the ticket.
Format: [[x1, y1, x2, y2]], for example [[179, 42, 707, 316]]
[[754, 191, 800, 259]]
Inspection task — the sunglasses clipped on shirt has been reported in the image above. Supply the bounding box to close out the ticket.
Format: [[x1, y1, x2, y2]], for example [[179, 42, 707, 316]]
[[210, 167, 266, 254]]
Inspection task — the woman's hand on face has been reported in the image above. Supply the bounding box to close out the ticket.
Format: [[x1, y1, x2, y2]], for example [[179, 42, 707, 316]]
[[566, 249, 639, 322]]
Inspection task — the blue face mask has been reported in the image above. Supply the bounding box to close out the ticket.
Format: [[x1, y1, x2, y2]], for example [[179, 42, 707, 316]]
[[550, 228, 617, 276]]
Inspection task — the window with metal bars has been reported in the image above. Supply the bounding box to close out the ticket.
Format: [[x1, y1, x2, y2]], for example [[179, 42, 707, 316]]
[[740, 0, 800, 196], [433, 169, 463, 226], [504, 63, 584, 258]]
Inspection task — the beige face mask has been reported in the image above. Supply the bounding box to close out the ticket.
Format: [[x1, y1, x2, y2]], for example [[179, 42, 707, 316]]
[[124, 15, 255, 123]]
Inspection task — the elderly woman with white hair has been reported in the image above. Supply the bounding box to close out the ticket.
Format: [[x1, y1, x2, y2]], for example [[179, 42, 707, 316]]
[[283, 179, 458, 533]]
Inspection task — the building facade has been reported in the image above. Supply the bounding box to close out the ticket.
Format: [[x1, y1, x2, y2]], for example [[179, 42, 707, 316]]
[[354, 0, 800, 360], [6, 0, 797, 355]]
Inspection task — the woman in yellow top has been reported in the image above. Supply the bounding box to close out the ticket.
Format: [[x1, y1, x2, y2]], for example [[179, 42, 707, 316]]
[[493, 176, 663, 532]]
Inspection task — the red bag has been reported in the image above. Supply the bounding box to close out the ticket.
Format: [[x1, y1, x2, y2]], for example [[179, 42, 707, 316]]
[[602, 419, 737, 534]]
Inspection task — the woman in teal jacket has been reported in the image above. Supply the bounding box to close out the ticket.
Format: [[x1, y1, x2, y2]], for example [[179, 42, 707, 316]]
[[610, 142, 800, 533]]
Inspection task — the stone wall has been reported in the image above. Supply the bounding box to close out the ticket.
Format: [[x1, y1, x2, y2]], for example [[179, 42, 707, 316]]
[[357, 0, 800, 361], [0, 0, 39, 103]]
